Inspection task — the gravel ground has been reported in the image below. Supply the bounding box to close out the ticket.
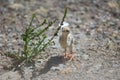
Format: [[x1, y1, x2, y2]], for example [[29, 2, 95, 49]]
[[0, 0, 120, 80]]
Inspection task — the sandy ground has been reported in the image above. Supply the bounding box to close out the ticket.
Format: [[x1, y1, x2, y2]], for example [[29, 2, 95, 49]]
[[0, 0, 120, 80]]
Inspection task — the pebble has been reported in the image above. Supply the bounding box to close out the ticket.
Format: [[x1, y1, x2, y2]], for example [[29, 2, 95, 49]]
[[94, 64, 102, 71], [8, 0, 14, 4], [8, 33, 16, 38], [0, 43, 4, 47], [51, 64, 65, 71], [108, 0, 119, 9], [18, 40, 24, 46], [51, 45, 58, 49], [8, 3, 24, 10], [112, 30, 119, 38], [89, 21, 97, 29], [0, 65, 3, 69], [0, 34, 5, 38], [34, 7, 48, 14], [7, 28, 12, 32], [81, 54, 89, 60], [12, 49, 19, 53], [7, 43, 13, 47]]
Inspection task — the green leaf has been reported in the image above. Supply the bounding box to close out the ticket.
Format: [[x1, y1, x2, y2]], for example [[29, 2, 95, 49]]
[[60, 7, 68, 25], [29, 14, 36, 27]]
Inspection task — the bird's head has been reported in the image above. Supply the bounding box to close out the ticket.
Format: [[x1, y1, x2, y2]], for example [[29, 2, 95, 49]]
[[60, 22, 70, 35]]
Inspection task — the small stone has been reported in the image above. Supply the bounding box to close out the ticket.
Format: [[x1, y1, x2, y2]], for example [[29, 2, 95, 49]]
[[34, 7, 48, 15], [51, 64, 65, 71], [89, 22, 97, 29], [94, 64, 102, 71], [112, 30, 119, 38], [108, 0, 119, 9], [81, 54, 89, 60], [76, 25, 80, 28], [108, 41, 115, 50], [8, 33, 16, 38], [0, 43, 4, 47], [7, 28, 12, 32], [51, 45, 57, 49], [12, 39, 17, 43], [0, 34, 5, 38], [51, 66, 60, 71], [8, 0, 14, 4], [16, 27, 22, 32], [7, 43, 13, 47], [12, 49, 19, 53], [0, 65, 3, 69], [18, 39, 23, 44], [97, 27, 103, 33], [8, 3, 24, 10]]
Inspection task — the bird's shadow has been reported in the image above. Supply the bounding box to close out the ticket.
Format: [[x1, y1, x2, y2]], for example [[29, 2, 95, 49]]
[[31, 55, 68, 79]]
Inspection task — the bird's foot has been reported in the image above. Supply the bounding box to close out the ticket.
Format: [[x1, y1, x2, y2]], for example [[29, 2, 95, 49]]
[[64, 53, 69, 59], [68, 53, 74, 61], [63, 53, 74, 61]]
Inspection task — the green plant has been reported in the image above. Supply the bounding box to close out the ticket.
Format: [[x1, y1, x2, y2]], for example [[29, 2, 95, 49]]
[[4, 7, 68, 68], [21, 15, 56, 62]]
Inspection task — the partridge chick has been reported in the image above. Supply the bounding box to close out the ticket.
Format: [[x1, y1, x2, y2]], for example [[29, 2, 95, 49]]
[[59, 22, 74, 61]]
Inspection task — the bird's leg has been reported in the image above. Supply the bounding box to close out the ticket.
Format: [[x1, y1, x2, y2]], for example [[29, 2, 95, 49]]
[[69, 46, 74, 61], [68, 50, 74, 61], [64, 48, 69, 59]]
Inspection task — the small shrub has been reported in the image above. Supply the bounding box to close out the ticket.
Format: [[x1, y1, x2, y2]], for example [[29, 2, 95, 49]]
[[5, 7, 68, 68]]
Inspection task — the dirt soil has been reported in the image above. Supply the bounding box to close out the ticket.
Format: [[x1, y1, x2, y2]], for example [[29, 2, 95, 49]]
[[0, 0, 120, 80]]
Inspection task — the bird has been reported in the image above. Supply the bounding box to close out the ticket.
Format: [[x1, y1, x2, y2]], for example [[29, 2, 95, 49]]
[[59, 22, 74, 61]]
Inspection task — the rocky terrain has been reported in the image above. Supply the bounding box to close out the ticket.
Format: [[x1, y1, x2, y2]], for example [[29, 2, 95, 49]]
[[0, 0, 120, 80]]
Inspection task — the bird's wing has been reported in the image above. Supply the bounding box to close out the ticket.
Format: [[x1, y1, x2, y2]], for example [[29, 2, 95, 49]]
[[67, 33, 73, 46]]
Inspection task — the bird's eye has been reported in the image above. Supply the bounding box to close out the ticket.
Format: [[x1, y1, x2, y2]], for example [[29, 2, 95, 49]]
[[61, 23, 63, 25], [65, 30, 69, 32]]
